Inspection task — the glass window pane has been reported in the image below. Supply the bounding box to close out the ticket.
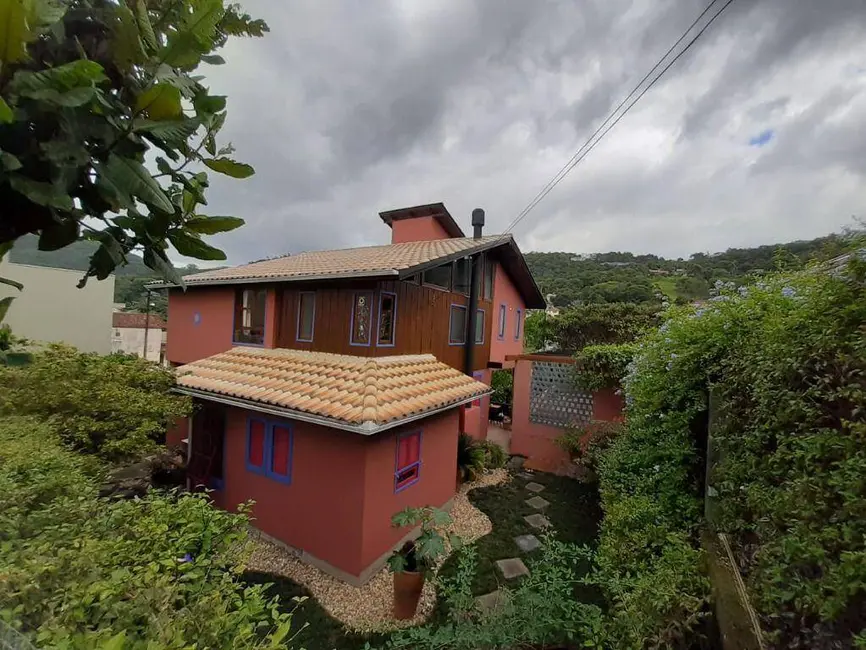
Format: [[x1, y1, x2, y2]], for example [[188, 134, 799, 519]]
[[449, 305, 467, 344], [298, 292, 315, 341], [423, 264, 452, 290], [475, 309, 484, 344], [484, 259, 495, 299], [453, 258, 471, 294], [498, 304, 506, 338], [248, 420, 265, 468], [271, 426, 291, 477], [351, 292, 373, 345], [235, 289, 266, 345], [378, 293, 396, 345]]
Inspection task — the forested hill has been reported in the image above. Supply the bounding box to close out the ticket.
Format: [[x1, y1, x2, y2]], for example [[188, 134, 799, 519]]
[[9, 234, 153, 276], [525, 232, 852, 307]]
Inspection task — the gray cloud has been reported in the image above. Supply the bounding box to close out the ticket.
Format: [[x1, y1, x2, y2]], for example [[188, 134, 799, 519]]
[[193, 0, 866, 264]]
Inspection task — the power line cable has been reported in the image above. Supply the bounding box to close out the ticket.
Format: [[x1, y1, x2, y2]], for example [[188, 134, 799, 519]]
[[500, 0, 736, 237]]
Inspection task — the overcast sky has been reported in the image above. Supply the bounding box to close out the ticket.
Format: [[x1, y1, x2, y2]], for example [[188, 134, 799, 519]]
[[196, 0, 866, 264]]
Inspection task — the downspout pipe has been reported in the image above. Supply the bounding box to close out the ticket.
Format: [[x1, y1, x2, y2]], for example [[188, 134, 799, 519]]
[[464, 208, 485, 376]]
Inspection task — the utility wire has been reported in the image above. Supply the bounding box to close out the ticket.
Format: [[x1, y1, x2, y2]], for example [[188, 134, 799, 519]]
[[500, 0, 736, 237]]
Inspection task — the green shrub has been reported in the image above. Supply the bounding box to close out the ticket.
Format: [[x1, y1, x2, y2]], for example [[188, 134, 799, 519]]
[[592, 257, 866, 649], [378, 535, 604, 649], [555, 421, 622, 478], [0, 345, 192, 461], [457, 432, 485, 483], [573, 342, 637, 391], [476, 440, 507, 469], [489, 369, 513, 405], [0, 416, 295, 649]]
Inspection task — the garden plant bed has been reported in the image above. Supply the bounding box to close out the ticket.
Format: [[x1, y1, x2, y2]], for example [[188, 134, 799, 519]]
[[437, 469, 604, 601]]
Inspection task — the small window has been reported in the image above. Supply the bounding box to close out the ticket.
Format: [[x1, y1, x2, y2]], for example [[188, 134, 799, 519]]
[[423, 263, 452, 290], [405, 273, 420, 284], [498, 304, 507, 339], [395, 431, 421, 492], [483, 258, 495, 300], [297, 292, 316, 342], [475, 309, 485, 344], [449, 304, 467, 345], [114, 329, 121, 337], [471, 370, 484, 408], [247, 419, 266, 472], [270, 424, 292, 483], [351, 292, 373, 346], [453, 258, 471, 295], [234, 288, 266, 345], [514, 309, 522, 340], [377, 292, 397, 346], [247, 417, 293, 484]]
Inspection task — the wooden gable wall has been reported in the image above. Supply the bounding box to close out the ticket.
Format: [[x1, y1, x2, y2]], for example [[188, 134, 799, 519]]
[[274, 278, 492, 373]]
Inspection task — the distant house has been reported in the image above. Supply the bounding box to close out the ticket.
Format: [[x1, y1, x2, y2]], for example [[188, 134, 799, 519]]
[[156, 202, 545, 584], [0, 258, 114, 354], [111, 312, 167, 363]]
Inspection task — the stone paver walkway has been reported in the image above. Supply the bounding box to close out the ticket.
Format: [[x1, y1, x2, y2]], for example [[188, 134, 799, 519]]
[[524, 513, 551, 529], [496, 557, 530, 579], [514, 533, 541, 552], [525, 481, 545, 493], [476, 589, 508, 613], [525, 495, 549, 510], [517, 471, 534, 480]]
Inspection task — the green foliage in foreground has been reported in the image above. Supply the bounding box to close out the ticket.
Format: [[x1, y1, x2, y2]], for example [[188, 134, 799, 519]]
[[0, 0, 267, 285], [0, 416, 295, 649], [593, 257, 866, 649], [0, 345, 192, 461], [375, 537, 604, 650], [573, 342, 637, 391]]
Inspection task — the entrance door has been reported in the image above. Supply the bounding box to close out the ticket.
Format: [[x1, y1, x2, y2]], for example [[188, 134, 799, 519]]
[[188, 404, 226, 490]]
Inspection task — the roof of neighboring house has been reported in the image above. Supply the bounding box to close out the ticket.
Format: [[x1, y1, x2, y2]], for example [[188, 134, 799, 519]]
[[378, 202, 465, 238], [112, 312, 167, 329], [174, 347, 490, 434], [150, 234, 546, 308]]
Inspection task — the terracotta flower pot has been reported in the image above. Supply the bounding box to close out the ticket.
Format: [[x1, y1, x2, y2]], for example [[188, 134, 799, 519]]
[[393, 570, 425, 620]]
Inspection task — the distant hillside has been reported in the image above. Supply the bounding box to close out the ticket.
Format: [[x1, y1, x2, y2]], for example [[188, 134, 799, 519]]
[[9, 235, 154, 277], [526, 232, 853, 308]]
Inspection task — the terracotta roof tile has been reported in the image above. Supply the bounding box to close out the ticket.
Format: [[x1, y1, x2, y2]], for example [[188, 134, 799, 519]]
[[176, 235, 509, 285], [175, 347, 489, 432], [112, 312, 167, 329]]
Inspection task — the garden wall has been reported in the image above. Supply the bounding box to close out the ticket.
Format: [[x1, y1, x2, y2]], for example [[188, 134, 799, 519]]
[[508, 354, 624, 474]]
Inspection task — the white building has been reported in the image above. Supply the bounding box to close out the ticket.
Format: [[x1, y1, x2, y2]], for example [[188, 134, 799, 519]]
[[0, 259, 115, 354], [111, 312, 167, 362]]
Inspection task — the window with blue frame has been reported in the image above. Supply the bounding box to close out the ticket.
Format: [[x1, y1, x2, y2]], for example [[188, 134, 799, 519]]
[[395, 430, 421, 492], [449, 304, 467, 345], [246, 417, 293, 484], [497, 304, 507, 339], [514, 309, 522, 340]]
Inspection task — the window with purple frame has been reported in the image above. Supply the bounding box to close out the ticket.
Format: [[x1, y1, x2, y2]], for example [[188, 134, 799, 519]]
[[377, 292, 397, 346], [350, 292, 373, 346], [297, 291, 316, 342], [514, 309, 522, 340], [395, 430, 421, 492]]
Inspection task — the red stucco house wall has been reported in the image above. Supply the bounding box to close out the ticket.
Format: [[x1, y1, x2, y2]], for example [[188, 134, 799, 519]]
[[389, 216, 452, 244], [209, 405, 459, 583], [166, 287, 277, 365], [489, 265, 526, 367], [510, 356, 625, 475]]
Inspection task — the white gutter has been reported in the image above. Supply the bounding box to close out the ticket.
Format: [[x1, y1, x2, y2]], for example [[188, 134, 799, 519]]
[[173, 386, 493, 435]]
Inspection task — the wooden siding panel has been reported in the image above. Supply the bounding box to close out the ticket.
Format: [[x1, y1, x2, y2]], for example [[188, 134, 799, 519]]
[[274, 279, 491, 372]]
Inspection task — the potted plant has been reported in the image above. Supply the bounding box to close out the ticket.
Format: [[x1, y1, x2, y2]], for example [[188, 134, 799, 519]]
[[387, 506, 461, 619], [457, 432, 486, 486]]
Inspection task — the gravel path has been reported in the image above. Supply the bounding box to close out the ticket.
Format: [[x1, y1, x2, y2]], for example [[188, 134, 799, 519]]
[[247, 469, 509, 632]]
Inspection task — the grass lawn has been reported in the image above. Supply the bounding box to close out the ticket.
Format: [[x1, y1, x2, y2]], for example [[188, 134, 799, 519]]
[[438, 470, 603, 599], [243, 470, 603, 649], [654, 277, 680, 301]]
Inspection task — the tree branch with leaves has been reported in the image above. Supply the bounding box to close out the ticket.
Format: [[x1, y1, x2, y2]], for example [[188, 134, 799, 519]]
[[0, 0, 268, 286]]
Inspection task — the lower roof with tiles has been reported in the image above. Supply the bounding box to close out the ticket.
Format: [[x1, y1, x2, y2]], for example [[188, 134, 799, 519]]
[[175, 347, 490, 434]]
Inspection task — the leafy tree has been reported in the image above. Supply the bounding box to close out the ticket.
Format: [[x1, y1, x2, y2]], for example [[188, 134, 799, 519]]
[[547, 302, 660, 352], [522, 310, 550, 352], [0, 0, 268, 286], [0, 344, 192, 460], [673, 275, 709, 301]]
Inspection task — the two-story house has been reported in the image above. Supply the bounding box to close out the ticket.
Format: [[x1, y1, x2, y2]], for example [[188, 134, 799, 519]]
[[159, 203, 544, 584]]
